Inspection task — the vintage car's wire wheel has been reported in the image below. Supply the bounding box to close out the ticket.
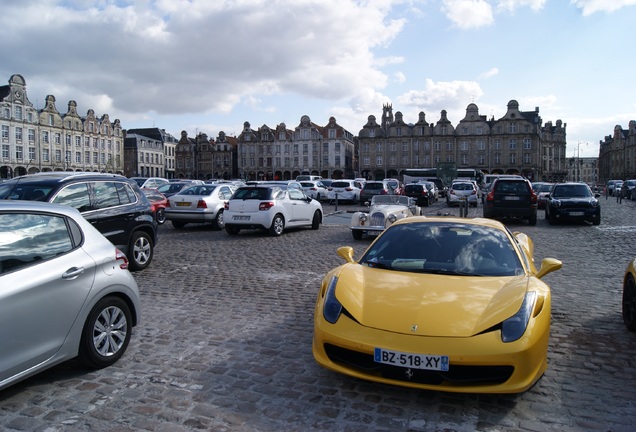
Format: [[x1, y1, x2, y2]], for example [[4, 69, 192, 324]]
[[352, 230, 363, 240], [623, 275, 636, 331]]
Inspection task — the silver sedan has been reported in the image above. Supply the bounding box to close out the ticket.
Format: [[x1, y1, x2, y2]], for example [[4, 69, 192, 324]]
[[165, 184, 236, 229], [0, 200, 141, 391]]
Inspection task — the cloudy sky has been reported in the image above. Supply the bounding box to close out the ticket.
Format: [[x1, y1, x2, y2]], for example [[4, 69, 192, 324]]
[[1, 0, 635, 158]]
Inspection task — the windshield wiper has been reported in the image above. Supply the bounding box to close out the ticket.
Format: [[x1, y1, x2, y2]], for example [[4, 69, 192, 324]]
[[361, 260, 393, 270]]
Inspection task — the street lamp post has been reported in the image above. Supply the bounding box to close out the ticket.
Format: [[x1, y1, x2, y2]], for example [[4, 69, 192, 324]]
[[576, 142, 588, 182]]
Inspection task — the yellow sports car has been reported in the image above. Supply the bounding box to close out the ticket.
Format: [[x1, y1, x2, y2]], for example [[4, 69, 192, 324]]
[[313, 217, 562, 394]]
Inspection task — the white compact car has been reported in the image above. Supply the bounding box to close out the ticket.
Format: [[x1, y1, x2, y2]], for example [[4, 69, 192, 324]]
[[350, 195, 422, 240], [447, 181, 479, 207], [224, 182, 323, 236], [327, 180, 364, 203]]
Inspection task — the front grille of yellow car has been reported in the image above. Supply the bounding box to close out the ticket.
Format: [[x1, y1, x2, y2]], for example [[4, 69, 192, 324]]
[[370, 212, 385, 227], [324, 344, 514, 386]]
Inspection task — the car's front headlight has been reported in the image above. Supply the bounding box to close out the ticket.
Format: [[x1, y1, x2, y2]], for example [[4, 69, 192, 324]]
[[552, 200, 561, 208], [501, 291, 536, 342], [590, 199, 599, 208], [323, 276, 342, 324], [359, 213, 368, 222], [388, 214, 397, 223]]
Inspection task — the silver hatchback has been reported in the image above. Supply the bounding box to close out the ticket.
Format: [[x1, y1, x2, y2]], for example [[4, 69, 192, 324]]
[[0, 200, 141, 391], [165, 183, 236, 229]]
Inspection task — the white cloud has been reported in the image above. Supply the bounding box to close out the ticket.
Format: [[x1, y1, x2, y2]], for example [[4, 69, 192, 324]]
[[496, 0, 546, 12], [441, 0, 494, 29], [394, 72, 407, 83], [478, 68, 499, 79], [0, 0, 406, 118], [570, 0, 636, 15], [396, 79, 484, 109]]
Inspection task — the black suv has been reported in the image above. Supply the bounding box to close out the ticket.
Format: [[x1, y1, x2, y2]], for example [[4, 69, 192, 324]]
[[483, 177, 537, 225], [545, 182, 601, 225], [403, 182, 434, 206], [0, 172, 157, 271]]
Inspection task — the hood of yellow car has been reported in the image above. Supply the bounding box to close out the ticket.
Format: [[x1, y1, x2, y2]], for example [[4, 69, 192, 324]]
[[334, 263, 528, 337]]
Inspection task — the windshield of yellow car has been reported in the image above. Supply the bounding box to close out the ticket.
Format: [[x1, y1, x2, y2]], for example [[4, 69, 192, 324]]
[[359, 222, 524, 277]]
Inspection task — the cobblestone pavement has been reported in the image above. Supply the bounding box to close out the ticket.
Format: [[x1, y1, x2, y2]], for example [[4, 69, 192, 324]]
[[1, 195, 635, 431]]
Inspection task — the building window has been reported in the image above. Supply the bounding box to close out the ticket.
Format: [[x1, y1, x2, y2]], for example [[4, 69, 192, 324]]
[[28, 147, 35, 160], [369, 129, 375, 138], [376, 142, 383, 152], [494, 139, 501, 150], [2, 144, 9, 158], [509, 153, 516, 164], [49, 114, 54, 126], [42, 149, 49, 162], [1, 125, 8, 139], [363, 156, 370, 166], [509, 139, 516, 149], [376, 155, 383, 166], [329, 129, 336, 138], [15, 127, 22, 141], [523, 138, 532, 149], [477, 139, 485, 151], [75, 152, 81, 163], [28, 129, 35, 142], [460, 141, 468, 151], [396, 127, 401, 136], [15, 106, 22, 121], [55, 133, 61, 144], [3, 108, 9, 118], [15, 146, 23, 160]]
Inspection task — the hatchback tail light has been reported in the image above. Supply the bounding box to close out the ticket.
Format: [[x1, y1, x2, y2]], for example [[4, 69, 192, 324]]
[[486, 190, 495, 202], [224, 202, 230, 210], [345, 188, 352, 191], [259, 201, 275, 211], [530, 191, 537, 203], [197, 199, 207, 209], [115, 248, 129, 270]]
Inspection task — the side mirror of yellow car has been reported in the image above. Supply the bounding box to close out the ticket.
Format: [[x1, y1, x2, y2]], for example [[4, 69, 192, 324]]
[[337, 246, 356, 263], [535, 257, 562, 279]]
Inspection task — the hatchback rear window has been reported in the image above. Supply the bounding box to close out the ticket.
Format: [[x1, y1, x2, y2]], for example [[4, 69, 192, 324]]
[[365, 183, 384, 190], [233, 187, 274, 200], [331, 182, 351, 188]]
